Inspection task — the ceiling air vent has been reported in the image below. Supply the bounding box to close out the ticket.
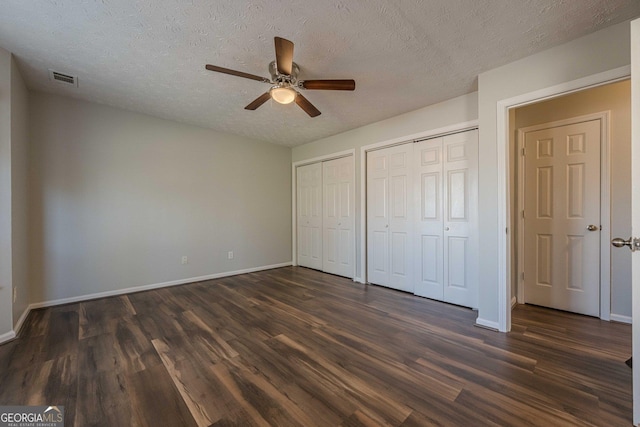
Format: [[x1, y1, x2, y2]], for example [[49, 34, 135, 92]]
[[48, 69, 78, 87]]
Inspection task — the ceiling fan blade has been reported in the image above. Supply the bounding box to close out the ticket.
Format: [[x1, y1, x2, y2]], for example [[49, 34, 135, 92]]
[[295, 93, 321, 117], [300, 80, 356, 90], [205, 64, 270, 83], [245, 92, 272, 110], [274, 37, 294, 75]]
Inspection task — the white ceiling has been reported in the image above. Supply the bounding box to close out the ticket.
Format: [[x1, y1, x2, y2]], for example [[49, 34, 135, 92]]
[[1, 1, 639, 146]]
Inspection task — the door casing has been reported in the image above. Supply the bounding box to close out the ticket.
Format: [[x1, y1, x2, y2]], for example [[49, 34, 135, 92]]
[[496, 65, 629, 332]]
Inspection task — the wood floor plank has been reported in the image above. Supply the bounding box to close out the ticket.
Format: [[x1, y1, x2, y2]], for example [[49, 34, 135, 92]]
[[0, 354, 78, 425], [306, 327, 464, 403], [79, 295, 138, 339], [43, 306, 79, 361], [0, 266, 632, 426], [226, 335, 345, 426], [269, 333, 413, 425], [19, 307, 51, 338], [128, 363, 198, 427], [78, 317, 162, 376], [152, 337, 221, 426]]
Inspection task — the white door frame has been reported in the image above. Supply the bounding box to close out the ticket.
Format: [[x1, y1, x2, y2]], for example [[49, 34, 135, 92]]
[[516, 112, 611, 320], [359, 120, 479, 284], [629, 19, 639, 425], [496, 65, 629, 332], [291, 149, 356, 279]]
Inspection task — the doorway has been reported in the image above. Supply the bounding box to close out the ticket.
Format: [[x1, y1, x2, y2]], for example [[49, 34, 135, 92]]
[[510, 79, 631, 321]]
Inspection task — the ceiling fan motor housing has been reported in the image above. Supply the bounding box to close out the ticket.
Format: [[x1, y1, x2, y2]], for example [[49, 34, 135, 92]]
[[269, 60, 299, 85]]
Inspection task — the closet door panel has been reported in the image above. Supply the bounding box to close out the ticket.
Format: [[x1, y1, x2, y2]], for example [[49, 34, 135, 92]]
[[323, 156, 354, 278], [367, 144, 413, 292], [388, 145, 414, 292], [443, 130, 478, 308], [297, 163, 323, 270], [414, 139, 445, 300], [367, 149, 390, 285]]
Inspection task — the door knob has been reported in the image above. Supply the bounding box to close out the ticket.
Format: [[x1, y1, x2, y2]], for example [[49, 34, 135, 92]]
[[587, 224, 599, 231], [611, 237, 640, 252]]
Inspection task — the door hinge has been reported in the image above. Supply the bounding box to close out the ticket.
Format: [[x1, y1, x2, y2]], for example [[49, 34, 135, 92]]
[[521, 147, 526, 156], [521, 271, 525, 280], [522, 210, 525, 219]]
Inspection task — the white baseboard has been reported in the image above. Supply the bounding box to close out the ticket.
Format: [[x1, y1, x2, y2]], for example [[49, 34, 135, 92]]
[[475, 317, 500, 331], [30, 262, 292, 310], [0, 330, 16, 345], [610, 313, 632, 324], [511, 296, 517, 308], [354, 277, 365, 284], [24, 263, 288, 310], [0, 307, 31, 345], [14, 306, 31, 335]]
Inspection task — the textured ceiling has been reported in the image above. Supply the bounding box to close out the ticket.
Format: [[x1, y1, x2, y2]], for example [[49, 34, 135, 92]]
[[1, 1, 640, 146]]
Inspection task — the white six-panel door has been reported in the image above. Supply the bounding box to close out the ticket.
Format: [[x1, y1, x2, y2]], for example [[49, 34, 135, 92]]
[[323, 157, 354, 277], [523, 120, 601, 316], [413, 130, 478, 307], [297, 162, 323, 270], [367, 144, 414, 292]]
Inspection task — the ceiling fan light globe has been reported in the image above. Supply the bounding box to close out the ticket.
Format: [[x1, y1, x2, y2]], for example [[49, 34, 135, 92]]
[[270, 87, 297, 104]]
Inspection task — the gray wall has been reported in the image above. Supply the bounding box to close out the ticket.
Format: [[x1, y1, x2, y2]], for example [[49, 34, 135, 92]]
[[292, 92, 478, 280], [11, 56, 29, 327], [0, 48, 12, 337], [512, 80, 631, 318], [477, 20, 632, 326], [0, 50, 28, 338], [29, 92, 292, 304]]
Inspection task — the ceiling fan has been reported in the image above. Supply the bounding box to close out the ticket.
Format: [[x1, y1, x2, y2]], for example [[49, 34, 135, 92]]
[[205, 37, 355, 118]]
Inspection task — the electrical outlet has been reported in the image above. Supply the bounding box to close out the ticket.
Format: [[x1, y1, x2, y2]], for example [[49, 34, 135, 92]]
[[13, 287, 17, 303], [181, 256, 188, 265], [227, 251, 234, 260]]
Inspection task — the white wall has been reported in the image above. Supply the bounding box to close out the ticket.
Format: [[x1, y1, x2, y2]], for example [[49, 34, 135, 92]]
[[0, 48, 12, 338], [513, 80, 632, 319], [292, 92, 478, 280], [29, 92, 292, 304], [11, 56, 29, 327], [478, 20, 633, 326]]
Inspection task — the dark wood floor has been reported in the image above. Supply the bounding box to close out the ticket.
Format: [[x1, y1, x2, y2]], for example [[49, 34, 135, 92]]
[[0, 267, 632, 426]]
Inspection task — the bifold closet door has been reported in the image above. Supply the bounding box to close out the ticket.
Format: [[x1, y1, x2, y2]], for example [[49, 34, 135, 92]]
[[323, 157, 354, 278], [367, 144, 414, 292], [414, 138, 445, 300], [297, 162, 323, 270], [442, 130, 478, 308], [414, 130, 479, 308]]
